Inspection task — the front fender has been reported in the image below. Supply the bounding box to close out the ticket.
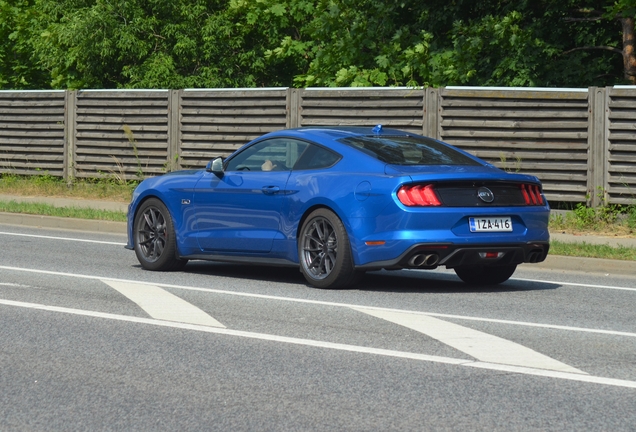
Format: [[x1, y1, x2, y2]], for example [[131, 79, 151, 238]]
[[126, 171, 203, 255]]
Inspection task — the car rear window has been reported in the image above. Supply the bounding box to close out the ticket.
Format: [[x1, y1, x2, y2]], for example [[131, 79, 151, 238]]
[[339, 135, 481, 166]]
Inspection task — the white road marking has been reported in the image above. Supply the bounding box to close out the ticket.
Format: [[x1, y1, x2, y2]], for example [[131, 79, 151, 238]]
[[0, 282, 31, 288], [102, 280, 225, 328], [514, 277, 636, 292], [1, 265, 636, 339], [0, 231, 125, 246], [353, 307, 586, 374], [1, 298, 635, 389]]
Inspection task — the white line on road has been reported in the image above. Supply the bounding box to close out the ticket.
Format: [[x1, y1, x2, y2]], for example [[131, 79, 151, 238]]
[[1, 265, 636, 338], [353, 307, 586, 374], [514, 277, 636, 292], [0, 282, 31, 288], [1, 298, 634, 389], [0, 231, 125, 245], [102, 280, 225, 328]]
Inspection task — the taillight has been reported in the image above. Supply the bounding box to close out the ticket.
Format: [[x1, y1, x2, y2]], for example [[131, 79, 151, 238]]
[[521, 184, 544, 205], [397, 184, 441, 206]]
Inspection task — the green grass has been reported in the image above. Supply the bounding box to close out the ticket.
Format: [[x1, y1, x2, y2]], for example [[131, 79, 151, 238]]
[[547, 202, 636, 260], [550, 240, 636, 261], [0, 173, 134, 202], [550, 202, 636, 237], [0, 200, 127, 222]]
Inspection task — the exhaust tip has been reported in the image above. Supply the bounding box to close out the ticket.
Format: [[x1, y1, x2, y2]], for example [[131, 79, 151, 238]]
[[408, 253, 439, 268], [423, 253, 439, 267]]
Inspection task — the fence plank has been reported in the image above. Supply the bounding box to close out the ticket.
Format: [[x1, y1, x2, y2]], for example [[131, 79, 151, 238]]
[[73, 91, 170, 179], [179, 89, 288, 169], [0, 91, 66, 176], [606, 87, 636, 204], [439, 87, 591, 203], [298, 88, 424, 135]]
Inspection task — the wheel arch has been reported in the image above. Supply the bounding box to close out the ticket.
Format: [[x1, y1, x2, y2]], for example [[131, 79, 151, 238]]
[[296, 203, 360, 265], [131, 192, 185, 258], [296, 206, 361, 288], [296, 204, 339, 244]]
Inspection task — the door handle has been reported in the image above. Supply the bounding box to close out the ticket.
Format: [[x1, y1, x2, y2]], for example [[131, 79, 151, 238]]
[[261, 186, 280, 195]]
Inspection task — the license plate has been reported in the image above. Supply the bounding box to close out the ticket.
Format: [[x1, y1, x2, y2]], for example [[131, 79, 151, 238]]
[[469, 217, 513, 232]]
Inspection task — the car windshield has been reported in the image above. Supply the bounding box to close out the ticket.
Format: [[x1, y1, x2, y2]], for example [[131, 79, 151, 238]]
[[339, 135, 481, 166]]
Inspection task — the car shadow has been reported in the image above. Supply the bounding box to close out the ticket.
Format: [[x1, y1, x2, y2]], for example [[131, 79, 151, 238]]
[[182, 261, 307, 285], [167, 262, 560, 293], [355, 269, 560, 293]]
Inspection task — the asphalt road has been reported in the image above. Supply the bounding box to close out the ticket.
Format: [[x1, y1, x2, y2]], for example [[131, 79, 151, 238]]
[[1, 223, 636, 431]]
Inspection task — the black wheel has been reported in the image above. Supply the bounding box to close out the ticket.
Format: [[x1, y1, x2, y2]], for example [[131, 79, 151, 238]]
[[298, 209, 362, 289], [454, 264, 517, 286], [134, 198, 187, 271]]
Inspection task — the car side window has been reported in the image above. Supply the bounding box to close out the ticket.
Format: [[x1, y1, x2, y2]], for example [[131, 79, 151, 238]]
[[293, 144, 341, 170], [225, 139, 309, 172]]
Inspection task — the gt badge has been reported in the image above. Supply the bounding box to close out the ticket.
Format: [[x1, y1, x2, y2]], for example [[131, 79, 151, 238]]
[[477, 187, 495, 203]]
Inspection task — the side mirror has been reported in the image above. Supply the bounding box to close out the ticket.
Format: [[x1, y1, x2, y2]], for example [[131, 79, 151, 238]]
[[206, 157, 224, 177]]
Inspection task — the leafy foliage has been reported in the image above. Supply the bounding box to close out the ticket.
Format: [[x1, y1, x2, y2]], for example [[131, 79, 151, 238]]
[[0, 0, 632, 89], [0, 0, 49, 88]]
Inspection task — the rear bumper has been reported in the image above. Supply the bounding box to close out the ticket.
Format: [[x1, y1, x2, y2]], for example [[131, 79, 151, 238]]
[[355, 241, 549, 270]]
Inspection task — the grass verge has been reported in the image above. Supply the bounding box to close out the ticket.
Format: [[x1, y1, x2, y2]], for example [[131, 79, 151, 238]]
[[550, 240, 636, 261], [0, 173, 134, 202], [550, 203, 636, 237], [0, 200, 127, 222]]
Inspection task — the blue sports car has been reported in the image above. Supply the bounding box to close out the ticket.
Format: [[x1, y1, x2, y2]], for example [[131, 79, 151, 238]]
[[125, 126, 550, 288]]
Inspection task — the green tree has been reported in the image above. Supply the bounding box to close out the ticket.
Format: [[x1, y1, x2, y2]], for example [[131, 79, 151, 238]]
[[0, 0, 48, 88], [606, 0, 636, 83], [267, 0, 627, 88], [30, 0, 229, 88], [23, 0, 316, 89], [1, 0, 634, 89]]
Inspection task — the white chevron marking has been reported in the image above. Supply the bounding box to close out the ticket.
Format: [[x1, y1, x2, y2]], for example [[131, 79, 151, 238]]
[[103, 280, 225, 328], [353, 307, 586, 374]]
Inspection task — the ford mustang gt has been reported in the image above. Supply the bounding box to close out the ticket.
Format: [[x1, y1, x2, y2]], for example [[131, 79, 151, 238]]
[[125, 126, 550, 288]]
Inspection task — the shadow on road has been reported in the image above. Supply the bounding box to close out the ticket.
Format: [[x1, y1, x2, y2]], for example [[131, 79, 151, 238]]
[[175, 262, 561, 293]]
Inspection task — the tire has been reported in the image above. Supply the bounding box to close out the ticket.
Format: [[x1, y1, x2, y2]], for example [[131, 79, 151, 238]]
[[454, 264, 517, 286], [134, 198, 187, 271], [298, 209, 362, 289]]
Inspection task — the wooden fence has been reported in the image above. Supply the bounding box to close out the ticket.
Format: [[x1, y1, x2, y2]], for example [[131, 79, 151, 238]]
[[1, 86, 636, 206], [0, 90, 66, 177]]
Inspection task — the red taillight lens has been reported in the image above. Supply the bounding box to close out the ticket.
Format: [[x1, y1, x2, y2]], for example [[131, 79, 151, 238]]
[[397, 184, 441, 206], [521, 184, 544, 206]]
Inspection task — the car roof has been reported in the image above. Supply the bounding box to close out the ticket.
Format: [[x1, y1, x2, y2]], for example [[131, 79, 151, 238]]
[[263, 126, 413, 142]]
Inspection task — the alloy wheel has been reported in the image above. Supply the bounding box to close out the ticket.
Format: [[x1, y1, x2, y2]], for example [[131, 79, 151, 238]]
[[136, 206, 167, 263], [301, 216, 338, 280]]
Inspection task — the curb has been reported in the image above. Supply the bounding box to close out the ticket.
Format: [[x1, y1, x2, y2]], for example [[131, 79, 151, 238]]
[[0, 212, 633, 277]]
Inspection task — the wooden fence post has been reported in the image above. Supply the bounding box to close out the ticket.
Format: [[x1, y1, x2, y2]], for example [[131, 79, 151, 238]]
[[424, 87, 439, 139], [168, 89, 180, 172], [64, 90, 77, 183], [287, 88, 301, 128], [587, 87, 608, 207]]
